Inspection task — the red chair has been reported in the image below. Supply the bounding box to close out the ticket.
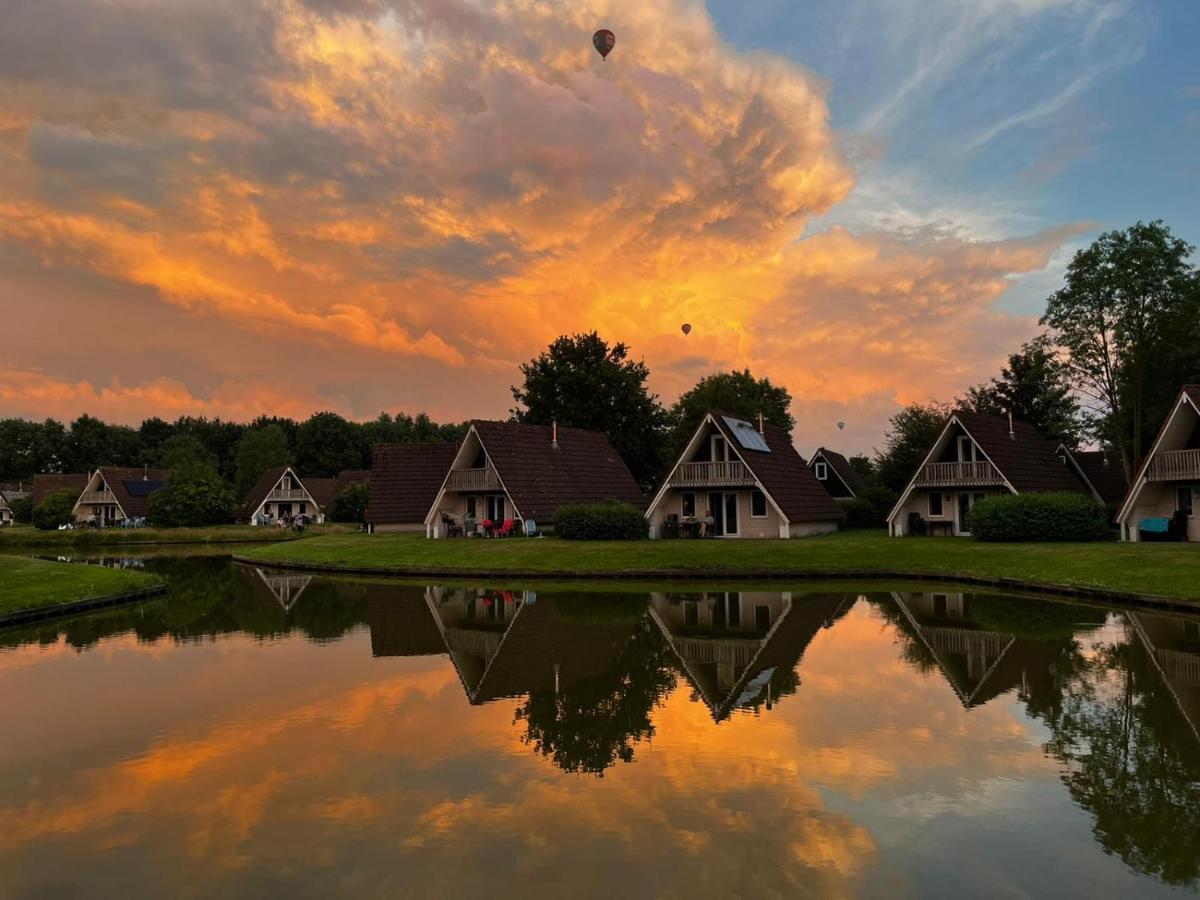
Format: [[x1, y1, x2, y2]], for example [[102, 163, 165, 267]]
[[496, 518, 515, 538], [481, 518, 494, 537]]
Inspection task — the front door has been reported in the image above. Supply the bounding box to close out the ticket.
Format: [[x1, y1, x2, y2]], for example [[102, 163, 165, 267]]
[[708, 492, 739, 537], [955, 493, 987, 535]]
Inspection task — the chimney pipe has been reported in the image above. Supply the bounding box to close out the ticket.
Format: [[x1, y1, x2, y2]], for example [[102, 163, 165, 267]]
[[551, 419, 559, 450], [1007, 408, 1014, 440], [757, 411, 765, 435]]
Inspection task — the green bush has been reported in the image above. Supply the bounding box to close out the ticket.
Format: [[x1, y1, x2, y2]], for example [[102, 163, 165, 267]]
[[838, 485, 897, 530], [148, 467, 235, 527], [33, 488, 78, 530], [970, 492, 1111, 543], [554, 500, 648, 540], [8, 496, 33, 524], [330, 482, 369, 523]]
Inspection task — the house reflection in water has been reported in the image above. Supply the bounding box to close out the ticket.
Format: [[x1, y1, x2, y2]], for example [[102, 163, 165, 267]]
[[649, 590, 853, 721], [1129, 610, 1200, 744], [248, 567, 314, 612], [889, 590, 1088, 709]]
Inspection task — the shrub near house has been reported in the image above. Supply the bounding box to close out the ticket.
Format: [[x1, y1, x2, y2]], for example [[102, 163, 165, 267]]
[[969, 492, 1111, 542], [555, 501, 648, 540], [33, 489, 79, 530]]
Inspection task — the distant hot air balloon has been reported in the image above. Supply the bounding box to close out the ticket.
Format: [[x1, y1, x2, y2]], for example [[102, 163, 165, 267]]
[[680, 323, 692, 336], [593, 28, 615, 60], [837, 421, 846, 431]]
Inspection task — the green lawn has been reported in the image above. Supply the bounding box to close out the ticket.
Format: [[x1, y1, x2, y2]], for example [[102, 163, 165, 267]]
[[241, 530, 1200, 601], [0, 555, 162, 618], [0, 522, 353, 549]]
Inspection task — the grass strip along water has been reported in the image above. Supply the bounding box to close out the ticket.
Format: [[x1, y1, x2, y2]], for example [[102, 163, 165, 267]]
[[0, 522, 353, 550], [0, 555, 165, 625], [239, 530, 1200, 604]]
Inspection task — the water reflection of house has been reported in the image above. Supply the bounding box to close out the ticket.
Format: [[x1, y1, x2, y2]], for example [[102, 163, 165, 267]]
[[425, 588, 639, 704], [1128, 610, 1200, 743], [649, 590, 852, 721], [249, 566, 314, 611], [889, 591, 1065, 708], [366, 588, 446, 657]]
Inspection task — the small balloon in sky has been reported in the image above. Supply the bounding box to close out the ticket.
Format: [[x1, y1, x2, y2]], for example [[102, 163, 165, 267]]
[[680, 323, 692, 336], [837, 421, 846, 431], [593, 29, 615, 60]]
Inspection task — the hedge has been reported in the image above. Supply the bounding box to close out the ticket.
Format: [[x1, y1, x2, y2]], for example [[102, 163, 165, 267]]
[[969, 492, 1111, 543], [554, 501, 648, 540]]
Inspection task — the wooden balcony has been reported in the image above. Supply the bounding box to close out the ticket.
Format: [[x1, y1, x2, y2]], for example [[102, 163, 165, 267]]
[[267, 487, 310, 501], [78, 490, 116, 505], [669, 461, 755, 488], [1146, 448, 1200, 482], [446, 466, 502, 492], [914, 461, 1004, 488]]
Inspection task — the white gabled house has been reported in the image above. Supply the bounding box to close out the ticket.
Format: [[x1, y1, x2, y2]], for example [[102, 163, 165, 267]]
[[1116, 385, 1200, 542]]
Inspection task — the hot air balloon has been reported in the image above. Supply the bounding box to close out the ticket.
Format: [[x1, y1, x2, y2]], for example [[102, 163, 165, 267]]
[[593, 28, 615, 60], [680, 323, 692, 336], [837, 421, 846, 431]]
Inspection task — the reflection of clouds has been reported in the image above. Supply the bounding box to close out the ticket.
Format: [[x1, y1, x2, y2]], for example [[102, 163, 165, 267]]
[[0, 0, 1085, 441]]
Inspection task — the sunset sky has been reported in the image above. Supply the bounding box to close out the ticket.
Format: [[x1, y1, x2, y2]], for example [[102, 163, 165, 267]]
[[1, 0, 1196, 454]]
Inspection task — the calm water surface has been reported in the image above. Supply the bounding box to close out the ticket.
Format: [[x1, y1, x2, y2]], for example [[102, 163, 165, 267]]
[[2, 557, 1199, 898]]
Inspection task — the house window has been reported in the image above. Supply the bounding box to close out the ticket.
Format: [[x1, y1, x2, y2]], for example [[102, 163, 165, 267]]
[[815, 461, 828, 480], [466, 496, 477, 518], [299, 502, 307, 515], [1178, 487, 1194, 515], [957, 435, 977, 463], [755, 605, 771, 632], [681, 492, 696, 517], [928, 493, 944, 517], [751, 489, 768, 518]]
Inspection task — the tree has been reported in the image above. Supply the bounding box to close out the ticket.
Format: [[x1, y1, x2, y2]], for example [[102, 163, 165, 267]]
[[874, 401, 951, 494], [963, 336, 1083, 447], [329, 482, 369, 523], [65, 414, 141, 471], [154, 434, 219, 473], [147, 465, 236, 527], [8, 496, 33, 524], [0, 419, 67, 481], [666, 369, 794, 458], [234, 424, 292, 497], [294, 412, 364, 477], [33, 488, 78, 530], [1041, 221, 1196, 478], [511, 332, 668, 489]]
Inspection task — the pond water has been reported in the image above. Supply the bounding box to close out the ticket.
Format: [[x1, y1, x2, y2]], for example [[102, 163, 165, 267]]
[[2, 556, 1200, 898]]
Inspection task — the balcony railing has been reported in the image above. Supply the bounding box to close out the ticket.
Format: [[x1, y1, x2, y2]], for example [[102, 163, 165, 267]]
[[267, 488, 310, 501], [914, 461, 1003, 487], [446, 466, 502, 492], [671, 636, 761, 667], [78, 490, 116, 505], [669, 461, 755, 488], [1146, 448, 1200, 482]]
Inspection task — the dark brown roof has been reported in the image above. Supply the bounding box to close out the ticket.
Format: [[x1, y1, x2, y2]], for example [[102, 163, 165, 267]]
[[812, 448, 867, 496], [365, 442, 459, 526], [239, 466, 289, 519], [708, 416, 845, 524], [953, 411, 1088, 494], [96, 467, 171, 518], [1070, 451, 1129, 505], [332, 469, 370, 499], [1184, 385, 1200, 408], [32, 473, 88, 507], [303, 478, 338, 509], [473, 422, 645, 522]]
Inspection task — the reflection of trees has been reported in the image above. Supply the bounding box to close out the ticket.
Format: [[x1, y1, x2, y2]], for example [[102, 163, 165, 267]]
[[0, 558, 369, 650], [514, 618, 675, 777], [1036, 639, 1200, 887]]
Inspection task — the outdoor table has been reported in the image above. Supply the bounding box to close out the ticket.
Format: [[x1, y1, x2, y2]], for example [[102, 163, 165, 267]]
[[927, 520, 954, 537]]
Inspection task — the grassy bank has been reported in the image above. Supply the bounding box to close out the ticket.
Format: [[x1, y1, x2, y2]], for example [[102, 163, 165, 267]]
[[241, 531, 1200, 601], [0, 555, 162, 619], [0, 522, 353, 549]]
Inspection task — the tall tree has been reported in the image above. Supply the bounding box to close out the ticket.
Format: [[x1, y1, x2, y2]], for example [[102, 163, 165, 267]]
[[0, 418, 67, 480], [874, 401, 952, 494], [1041, 221, 1196, 478], [963, 336, 1083, 447], [665, 369, 794, 459], [234, 424, 293, 498], [511, 332, 668, 489], [65, 414, 141, 471], [294, 412, 365, 477]]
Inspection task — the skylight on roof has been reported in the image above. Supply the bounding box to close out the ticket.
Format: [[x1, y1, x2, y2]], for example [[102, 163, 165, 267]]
[[723, 416, 770, 452]]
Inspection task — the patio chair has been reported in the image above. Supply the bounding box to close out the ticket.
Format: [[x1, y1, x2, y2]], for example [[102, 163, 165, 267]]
[[496, 518, 515, 538], [1139, 517, 1171, 542], [464, 515, 476, 537], [664, 513, 680, 539], [906, 512, 927, 537], [524, 519, 539, 537]]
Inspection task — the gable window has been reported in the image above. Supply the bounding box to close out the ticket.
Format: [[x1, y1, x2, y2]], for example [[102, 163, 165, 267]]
[[681, 492, 696, 517], [957, 435, 977, 463], [711, 434, 730, 462], [751, 489, 768, 518], [928, 493, 944, 517], [814, 461, 828, 480]]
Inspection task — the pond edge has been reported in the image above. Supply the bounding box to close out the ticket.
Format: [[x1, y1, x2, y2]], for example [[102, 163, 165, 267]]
[[0, 584, 169, 629]]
